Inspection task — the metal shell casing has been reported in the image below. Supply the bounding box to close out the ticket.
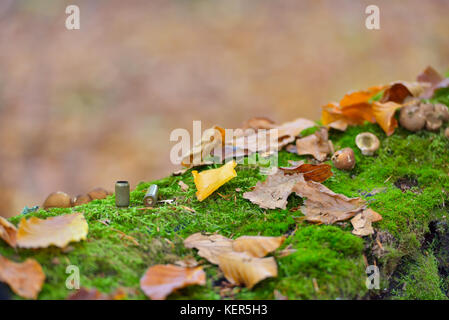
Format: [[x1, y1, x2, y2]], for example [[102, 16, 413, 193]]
[[143, 184, 158, 207], [115, 181, 130, 207]]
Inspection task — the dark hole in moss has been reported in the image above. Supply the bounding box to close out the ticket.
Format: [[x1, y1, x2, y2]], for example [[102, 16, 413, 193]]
[[394, 176, 419, 192]]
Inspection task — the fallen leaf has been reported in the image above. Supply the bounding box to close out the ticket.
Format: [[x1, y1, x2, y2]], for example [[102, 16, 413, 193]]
[[417, 66, 449, 99], [184, 233, 233, 264], [296, 128, 331, 161], [339, 86, 386, 107], [351, 208, 383, 236], [218, 252, 277, 289], [233, 236, 285, 258], [293, 176, 366, 224], [0, 256, 45, 299], [0, 216, 17, 247], [16, 212, 88, 249], [381, 81, 427, 103], [178, 181, 189, 192], [242, 170, 304, 209], [140, 264, 206, 300], [241, 117, 276, 130], [192, 160, 237, 201], [174, 257, 200, 268], [372, 101, 403, 136], [280, 162, 333, 183]]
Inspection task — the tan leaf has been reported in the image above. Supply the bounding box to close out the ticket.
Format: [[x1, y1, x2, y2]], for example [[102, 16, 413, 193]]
[[372, 101, 403, 136], [381, 81, 427, 103], [351, 208, 383, 236], [276, 117, 316, 138], [242, 117, 276, 130], [233, 236, 285, 258], [174, 256, 200, 268], [0, 256, 45, 299], [140, 264, 206, 300], [293, 176, 366, 224], [0, 216, 17, 247], [218, 252, 277, 289], [181, 125, 225, 167], [242, 171, 304, 209], [184, 233, 233, 264], [178, 180, 189, 192], [296, 128, 331, 161], [280, 162, 333, 183], [16, 212, 88, 248]]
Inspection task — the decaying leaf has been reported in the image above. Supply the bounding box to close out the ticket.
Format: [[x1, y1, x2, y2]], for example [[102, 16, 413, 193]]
[[184, 233, 234, 264], [217, 252, 277, 289], [417, 66, 449, 99], [381, 81, 427, 103], [181, 125, 226, 167], [372, 101, 403, 136], [296, 128, 331, 161], [233, 236, 285, 258], [178, 180, 189, 192], [242, 171, 304, 209], [292, 176, 366, 224], [276, 117, 317, 139], [0, 216, 17, 247], [140, 264, 206, 300], [280, 162, 332, 183], [192, 160, 237, 201], [351, 208, 383, 236], [0, 256, 45, 299], [16, 212, 88, 248]]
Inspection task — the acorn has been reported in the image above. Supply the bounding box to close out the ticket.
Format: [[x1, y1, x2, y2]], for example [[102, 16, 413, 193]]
[[43, 191, 72, 209], [331, 147, 355, 170], [71, 194, 92, 207], [399, 104, 425, 132], [87, 187, 111, 200]]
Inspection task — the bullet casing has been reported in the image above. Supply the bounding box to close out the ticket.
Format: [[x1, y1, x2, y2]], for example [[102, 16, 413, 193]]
[[143, 184, 158, 207], [115, 181, 130, 207]]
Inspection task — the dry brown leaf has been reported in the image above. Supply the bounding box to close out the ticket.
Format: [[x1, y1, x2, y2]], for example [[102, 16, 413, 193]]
[[0, 216, 17, 247], [276, 117, 316, 138], [174, 256, 200, 268], [184, 233, 233, 264], [242, 170, 304, 209], [233, 236, 285, 258], [140, 264, 206, 300], [381, 81, 427, 103], [241, 117, 276, 130], [218, 252, 277, 289], [178, 180, 189, 192], [296, 128, 331, 161], [372, 101, 403, 136], [0, 256, 45, 299], [280, 162, 333, 183], [351, 208, 383, 236], [293, 176, 366, 224], [417, 66, 448, 99], [67, 287, 126, 300], [16, 212, 88, 248]]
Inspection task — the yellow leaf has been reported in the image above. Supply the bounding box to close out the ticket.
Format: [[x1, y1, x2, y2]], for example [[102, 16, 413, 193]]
[[372, 101, 403, 136], [16, 212, 88, 248], [192, 161, 237, 201], [0, 256, 45, 299], [140, 264, 206, 300]]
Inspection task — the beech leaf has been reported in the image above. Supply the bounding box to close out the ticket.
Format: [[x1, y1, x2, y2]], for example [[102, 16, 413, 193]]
[[184, 233, 233, 264], [351, 208, 383, 237], [280, 162, 333, 183], [233, 236, 285, 258], [140, 264, 206, 300], [295, 128, 331, 161]]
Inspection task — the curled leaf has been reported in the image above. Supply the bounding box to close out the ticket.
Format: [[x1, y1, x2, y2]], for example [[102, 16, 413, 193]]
[[296, 128, 331, 161], [233, 236, 285, 258], [140, 264, 206, 300], [218, 252, 277, 289], [372, 101, 403, 136], [192, 161, 237, 201], [16, 212, 88, 248], [0, 256, 45, 299], [351, 208, 383, 236], [381, 81, 427, 103], [0, 216, 17, 247], [280, 162, 332, 183]]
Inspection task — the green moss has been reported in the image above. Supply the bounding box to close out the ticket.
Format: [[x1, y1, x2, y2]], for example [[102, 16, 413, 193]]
[[1, 104, 449, 300]]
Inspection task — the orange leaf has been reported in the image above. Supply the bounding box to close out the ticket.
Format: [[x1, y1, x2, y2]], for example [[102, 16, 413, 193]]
[[0, 256, 45, 299], [339, 85, 385, 107], [381, 81, 426, 103], [16, 212, 88, 248], [140, 264, 206, 300], [0, 216, 17, 247], [280, 163, 333, 183], [192, 161, 237, 201], [372, 101, 403, 136], [233, 236, 285, 258]]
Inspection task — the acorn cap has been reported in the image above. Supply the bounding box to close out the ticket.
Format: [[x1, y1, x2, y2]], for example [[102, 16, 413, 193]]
[[71, 194, 92, 207], [399, 104, 426, 132], [331, 147, 355, 170], [43, 191, 72, 209], [355, 132, 380, 156]]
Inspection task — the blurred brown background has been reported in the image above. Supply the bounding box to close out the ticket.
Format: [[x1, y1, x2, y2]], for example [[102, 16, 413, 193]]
[[0, 0, 448, 217]]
